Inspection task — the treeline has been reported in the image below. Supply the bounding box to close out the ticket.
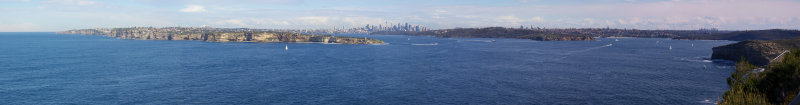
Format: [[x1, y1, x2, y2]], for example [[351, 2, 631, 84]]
[[373, 27, 595, 41], [720, 49, 800, 105], [57, 27, 385, 44], [372, 27, 739, 41], [675, 29, 800, 41]]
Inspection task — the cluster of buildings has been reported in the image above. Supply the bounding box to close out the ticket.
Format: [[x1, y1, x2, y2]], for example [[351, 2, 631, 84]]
[[274, 22, 430, 34]]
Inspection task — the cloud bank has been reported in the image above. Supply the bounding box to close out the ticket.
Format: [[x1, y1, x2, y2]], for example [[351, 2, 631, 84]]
[[0, 0, 798, 31]]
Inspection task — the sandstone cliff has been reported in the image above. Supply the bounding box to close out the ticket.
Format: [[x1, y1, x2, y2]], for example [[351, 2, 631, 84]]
[[712, 40, 786, 66], [56, 28, 385, 44]]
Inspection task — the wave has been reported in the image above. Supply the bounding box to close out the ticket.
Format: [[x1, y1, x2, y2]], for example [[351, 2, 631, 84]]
[[698, 99, 715, 104]]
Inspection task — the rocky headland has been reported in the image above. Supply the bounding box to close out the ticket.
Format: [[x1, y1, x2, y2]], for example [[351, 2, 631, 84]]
[[56, 27, 385, 44], [675, 29, 800, 41], [707, 29, 800, 66], [712, 40, 787, 66]]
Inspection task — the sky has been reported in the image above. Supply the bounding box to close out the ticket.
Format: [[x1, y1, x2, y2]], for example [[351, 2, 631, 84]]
[[0, 0, 799, 32]]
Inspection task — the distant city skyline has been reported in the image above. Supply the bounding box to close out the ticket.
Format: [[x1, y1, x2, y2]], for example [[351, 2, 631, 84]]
[[1, 0, 799, 32]]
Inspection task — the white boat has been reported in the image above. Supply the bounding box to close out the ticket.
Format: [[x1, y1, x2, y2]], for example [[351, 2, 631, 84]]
[[615, 39, 620, 41], [285, 45, 288, 50], [669, 46, 672, 50]]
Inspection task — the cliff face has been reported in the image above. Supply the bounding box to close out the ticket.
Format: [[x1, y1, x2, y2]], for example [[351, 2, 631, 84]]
[[712, 40, 784, 66], [56, 28, 384, 44]]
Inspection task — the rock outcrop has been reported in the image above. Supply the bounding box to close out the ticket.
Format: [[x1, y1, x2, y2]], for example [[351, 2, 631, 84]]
[[712, 40, 785, 66], [56, 27, 385, 44]]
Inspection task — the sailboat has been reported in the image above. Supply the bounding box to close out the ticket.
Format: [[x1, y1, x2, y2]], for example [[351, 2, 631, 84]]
[[691, 43, 694, 47], [285, 45, 288, 50], [669, 46, 672, 50]]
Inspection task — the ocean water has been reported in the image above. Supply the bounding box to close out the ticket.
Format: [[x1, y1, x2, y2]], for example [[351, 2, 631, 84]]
[[0, 32, 737, 104]]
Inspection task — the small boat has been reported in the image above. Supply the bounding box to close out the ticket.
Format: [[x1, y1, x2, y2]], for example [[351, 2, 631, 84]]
[[669, 46, 672, 50], [691, 43, 694, 47], [285, 45, 288, 50], [615, 39, 620, 42], [490, 40, 496, 42]]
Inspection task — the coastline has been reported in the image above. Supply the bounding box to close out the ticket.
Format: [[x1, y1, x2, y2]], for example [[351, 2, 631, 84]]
[[57, 27, 385, 44]]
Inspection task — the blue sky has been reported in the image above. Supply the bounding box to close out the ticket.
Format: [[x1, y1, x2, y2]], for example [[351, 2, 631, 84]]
[[0, 0, 799, 32]]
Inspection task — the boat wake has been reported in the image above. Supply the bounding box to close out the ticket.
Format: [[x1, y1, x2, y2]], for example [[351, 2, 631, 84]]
[[556, 44, 613, 60], [459, 40, 496, 43], [411, 43, 439, 45], [678, 56, 713, 63]]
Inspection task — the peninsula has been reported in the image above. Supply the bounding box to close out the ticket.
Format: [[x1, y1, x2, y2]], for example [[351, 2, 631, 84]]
[[369, 27, 731, 41], [703, 29, 800, 66], [372, 27, 595, 41], [56, 27, 385, 44]]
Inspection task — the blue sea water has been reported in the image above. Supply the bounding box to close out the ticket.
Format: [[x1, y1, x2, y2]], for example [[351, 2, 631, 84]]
[[0, 32, 737, 104]]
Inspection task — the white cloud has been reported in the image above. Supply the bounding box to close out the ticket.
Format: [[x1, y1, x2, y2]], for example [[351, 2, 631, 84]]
[[179, 5, 207, 13], [41, 0, 98, 6], [495, 15, 545, 25], [216, 19, 246, 26], [0, 23, 40, 32], [583, 18, 595, 25], [531, 16, 545, 22], [76, 0, 96, 6], [518, 0, 540, 3], [297, 16, 330, 25]]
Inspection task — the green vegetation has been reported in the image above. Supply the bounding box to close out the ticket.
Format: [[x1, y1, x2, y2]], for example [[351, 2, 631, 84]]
[[373, 27, 594, 41], [720, 49, 800, 105], [771, 39, 800, 49], [677, 29, 800, 41], [57, 27, 386, 44]]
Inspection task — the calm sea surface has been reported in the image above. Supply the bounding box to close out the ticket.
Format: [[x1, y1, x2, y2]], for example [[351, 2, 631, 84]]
[[0, 32, 737, 104]]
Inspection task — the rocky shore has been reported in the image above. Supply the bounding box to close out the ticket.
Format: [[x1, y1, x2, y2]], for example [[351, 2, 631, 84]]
[[56, 27, 385, 44]]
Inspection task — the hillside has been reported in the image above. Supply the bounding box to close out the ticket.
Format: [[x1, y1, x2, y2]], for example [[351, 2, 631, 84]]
[[373, 27, 594, 41], [676, 29, 800, 41], [56, 27, 385, 44], [720, 49, 800, 105]]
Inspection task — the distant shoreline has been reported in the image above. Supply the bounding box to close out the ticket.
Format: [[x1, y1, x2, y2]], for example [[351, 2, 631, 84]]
[[57, 27, 385, 44]]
